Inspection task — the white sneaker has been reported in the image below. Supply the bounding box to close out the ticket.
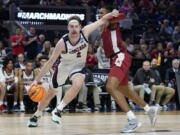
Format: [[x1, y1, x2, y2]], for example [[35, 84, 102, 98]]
[[111, 101, 116, 110], [51, 108, 62, 124], [147, 106, 159, 127], [27, 115, 40, 127], [162, 105, 168, 111], [20, 105, 25, 112], [44, 107, 51, 112], [121, 118, 142, 133], [155, 104, 162, 111]]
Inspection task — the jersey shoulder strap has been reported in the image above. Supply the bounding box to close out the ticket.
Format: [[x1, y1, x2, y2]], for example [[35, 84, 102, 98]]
[[80, 31, 88, 43], [62, 34, 68, 53]]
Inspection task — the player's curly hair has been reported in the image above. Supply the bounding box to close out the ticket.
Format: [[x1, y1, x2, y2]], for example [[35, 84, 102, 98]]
[[2, 57, 14, 70]]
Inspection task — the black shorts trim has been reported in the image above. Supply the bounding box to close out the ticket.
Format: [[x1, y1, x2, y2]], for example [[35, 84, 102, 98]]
[[52, 66, 59, 88]]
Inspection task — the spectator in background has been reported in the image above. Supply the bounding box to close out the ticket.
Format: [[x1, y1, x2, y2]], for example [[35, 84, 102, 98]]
[[134, 50, 144, 59], [138, 0, 154, 11], [20, 28, 26, 36], [133, 61, 157, 104], [39, 0, 50, 6], [151, 58, 175, 110], [0, 41, 7, 68], [139, 44, 151, 59], [139, 38, 145, 45], [142, 25, 160, 44], [86, 45, 98, 70], [125, 37, 134, 55], [96, 39, 110, 69], [151, 42, 164, 59], [14, 53, 26, 70], [165, 59, 180, 109], [119, 0, 132, 15], [25, 26, 39, 60], [37, 34, 46, 53], [1, 0, 10, 8], [165, 42, 178, 56], [76, 83, 90, 112], [165, 59, 180, 86], [127, 8, 139, 21], [148, 41, 157, 53], [10, 27, 26, 58], [172, 25, 180, 50], [41, 41, 54, 57], [50, 0, 66, 6], [138, 7, 149, 24], [159, 19, 174, 42], [37, 40, 54, 58], [85, 67, 101, 112]]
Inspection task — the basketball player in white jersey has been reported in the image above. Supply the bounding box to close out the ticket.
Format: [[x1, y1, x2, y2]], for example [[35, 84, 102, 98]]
[[28, 10, 120, 127], [2, 58, 19, 111], [19, 60, 35, 111], [35, 55, 57, 112], [35, 56, 52, 91]]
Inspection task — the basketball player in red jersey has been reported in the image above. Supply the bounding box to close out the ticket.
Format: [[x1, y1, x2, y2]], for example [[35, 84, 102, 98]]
[[99, 6, 159, 133]]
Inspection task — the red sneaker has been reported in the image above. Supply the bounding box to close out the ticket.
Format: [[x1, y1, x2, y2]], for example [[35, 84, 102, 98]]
[[0, 105, 8, 112]]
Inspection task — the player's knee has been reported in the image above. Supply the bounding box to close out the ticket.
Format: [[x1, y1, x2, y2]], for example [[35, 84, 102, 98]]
[[157, 91, 164, 97], [0, 82, 5, 88], [106, 83, 114, 93], [169, 88, 175, 96], [73, 82, 83, 91]]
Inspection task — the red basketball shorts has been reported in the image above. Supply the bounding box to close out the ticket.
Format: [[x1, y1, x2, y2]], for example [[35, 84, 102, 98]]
[[109, 53, 132, 86]]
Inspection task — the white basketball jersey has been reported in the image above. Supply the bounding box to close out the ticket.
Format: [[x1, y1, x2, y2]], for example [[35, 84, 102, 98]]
[[3, 70, 18, 90], [51, 32, 89, 88], [60, 32, 88, 69], [38, 68, 51, 82], [22, 70, 34, 82], [3, 70, 15, 81]]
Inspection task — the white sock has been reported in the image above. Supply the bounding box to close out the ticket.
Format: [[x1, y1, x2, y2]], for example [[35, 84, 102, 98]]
[[4, 102, 7, 105], [143, 104, 150, 112], [20, 101, 24, 106], [34, 110, 42, 117], [14, 102, 17, 105], [56, 87, 63, 105], [126, 110, 136, 120], [57, 100, 67, 111], [0, 101, 3, 105]]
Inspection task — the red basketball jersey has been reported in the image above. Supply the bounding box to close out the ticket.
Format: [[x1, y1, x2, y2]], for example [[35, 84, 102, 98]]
[[101, 27, 127, 58]]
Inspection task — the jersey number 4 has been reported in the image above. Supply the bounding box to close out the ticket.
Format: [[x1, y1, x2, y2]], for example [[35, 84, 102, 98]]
[[77, 52, 81, 57]]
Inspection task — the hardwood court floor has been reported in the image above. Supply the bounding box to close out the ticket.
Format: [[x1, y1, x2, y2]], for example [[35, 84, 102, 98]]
[[0, 111, 180, 135]]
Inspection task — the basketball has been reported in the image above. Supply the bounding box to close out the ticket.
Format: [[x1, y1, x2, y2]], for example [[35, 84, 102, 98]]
[[108, 13, 126, 23], [28, 85, 47, 102]]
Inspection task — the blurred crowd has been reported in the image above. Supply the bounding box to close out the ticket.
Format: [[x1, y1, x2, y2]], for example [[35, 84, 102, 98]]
[[0, 0, 180, 113]]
